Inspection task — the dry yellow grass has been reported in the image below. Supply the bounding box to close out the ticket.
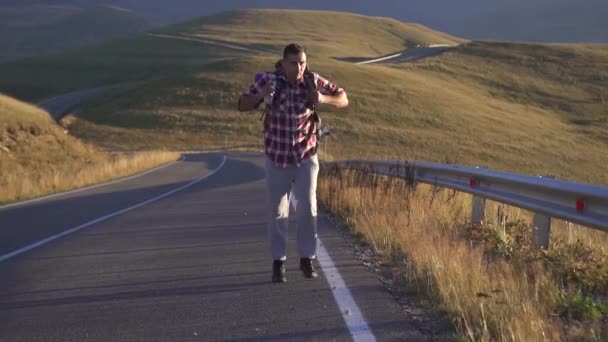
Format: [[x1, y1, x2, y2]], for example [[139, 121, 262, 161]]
[[0, 93, 180, 204], [1, 150, 180, 205], [318, 168, 606, 340], [482, 199, 608, 254]]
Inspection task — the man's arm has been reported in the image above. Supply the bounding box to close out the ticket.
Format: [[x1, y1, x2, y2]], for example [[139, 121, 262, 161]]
[[238, 93, 264, 112], [313, 73, 348, 109], [238, 81, 271, 112], [319, 90, 348, 109]]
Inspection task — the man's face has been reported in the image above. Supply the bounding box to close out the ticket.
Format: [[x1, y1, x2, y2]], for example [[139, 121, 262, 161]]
[[282, 52, 307, 83]]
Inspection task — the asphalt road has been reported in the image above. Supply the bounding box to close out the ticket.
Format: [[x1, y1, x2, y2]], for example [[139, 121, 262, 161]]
[[38, 83, 136, 122], [0, 152, 424, 341], [148, 34, 273, 54], [336, 46, 455, 65], [374, 46, 454, 64]]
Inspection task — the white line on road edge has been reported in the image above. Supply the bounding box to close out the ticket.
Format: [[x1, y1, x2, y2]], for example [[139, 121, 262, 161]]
[[0, 156, 185, 211], [355, 52, 402, 65], [317, 241, 377, 342], [289, 193, 376, 341], [0, 155, 227, 263]]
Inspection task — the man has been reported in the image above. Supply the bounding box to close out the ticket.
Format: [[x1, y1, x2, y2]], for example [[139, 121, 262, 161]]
[[238, 43, 348, 283]]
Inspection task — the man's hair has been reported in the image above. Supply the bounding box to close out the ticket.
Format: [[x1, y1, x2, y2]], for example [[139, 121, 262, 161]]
[[283, 43, 305, 59]]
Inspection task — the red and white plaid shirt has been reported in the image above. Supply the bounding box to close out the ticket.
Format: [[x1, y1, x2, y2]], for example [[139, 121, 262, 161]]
[[244, 70, 343, 168]]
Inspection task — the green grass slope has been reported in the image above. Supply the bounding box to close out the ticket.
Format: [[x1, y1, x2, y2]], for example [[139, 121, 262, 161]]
[[0, 9, 462, 101], [68, 41, 608, 184], [0, 33, 243, 102], [160, 9, 465, 57]]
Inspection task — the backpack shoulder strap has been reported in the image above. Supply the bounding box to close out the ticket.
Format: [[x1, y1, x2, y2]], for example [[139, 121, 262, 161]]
[[259, 63, 282, 121], [304, 70, 318, 91]]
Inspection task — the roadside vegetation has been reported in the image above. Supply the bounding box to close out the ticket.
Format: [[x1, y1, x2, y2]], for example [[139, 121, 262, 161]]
[[0, 93, 179, 205], [318, 167, 607, 341]]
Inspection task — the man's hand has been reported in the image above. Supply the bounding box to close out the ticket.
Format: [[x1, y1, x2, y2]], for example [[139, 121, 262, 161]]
[[238, 82, 273, 112], [258, 82, 273, 100], [308, 90, 349, 109]]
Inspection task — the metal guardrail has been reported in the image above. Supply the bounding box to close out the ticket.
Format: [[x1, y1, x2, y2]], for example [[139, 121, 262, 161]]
[[322, 160, 608, 248]]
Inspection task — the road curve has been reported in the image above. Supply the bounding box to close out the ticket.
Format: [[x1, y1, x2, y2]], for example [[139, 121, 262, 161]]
[[148, 33, 273, 54], [337, 45, 457, 65], [38, 83, 136, 122], [0, 152, 427, 341]]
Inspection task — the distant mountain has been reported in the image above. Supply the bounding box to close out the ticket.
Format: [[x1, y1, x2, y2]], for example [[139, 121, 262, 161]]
[[0, 0, 497, 28], [128, 0, 605, 43], [0, 4, 153, 61], [1, 0, 606, 56]]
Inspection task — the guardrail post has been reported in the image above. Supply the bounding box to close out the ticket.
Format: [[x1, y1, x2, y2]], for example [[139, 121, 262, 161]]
[[470, 168, 486, 226], [405, 163, 416, 188], [471, 196, 486, 226], [532, 213, 551, 249], [531, 175, 555, 249]]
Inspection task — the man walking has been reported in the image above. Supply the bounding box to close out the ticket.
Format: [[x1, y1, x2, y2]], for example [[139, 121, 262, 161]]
[[238, 43, 349, 282]]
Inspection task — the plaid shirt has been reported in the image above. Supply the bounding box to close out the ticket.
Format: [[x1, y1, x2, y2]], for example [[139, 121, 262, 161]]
[[244, 70, 343, 168]]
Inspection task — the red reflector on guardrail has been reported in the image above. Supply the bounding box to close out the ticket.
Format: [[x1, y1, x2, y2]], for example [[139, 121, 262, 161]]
[[469, 178, 478, 187], [576, 198, 585, 212]]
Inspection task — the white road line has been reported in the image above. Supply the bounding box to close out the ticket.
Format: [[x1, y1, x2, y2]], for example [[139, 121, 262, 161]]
[[317, 241, 377, 341], [149, 33, 258, 52], [0, 156, 185, 211], [290, 192, 376, 341], [354, 44, 457, 65], [0, 156, 227, 263], [355, 52, 402, 65]]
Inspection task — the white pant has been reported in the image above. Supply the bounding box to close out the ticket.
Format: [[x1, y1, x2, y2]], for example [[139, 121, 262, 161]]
[[265, 155, 319, 260]]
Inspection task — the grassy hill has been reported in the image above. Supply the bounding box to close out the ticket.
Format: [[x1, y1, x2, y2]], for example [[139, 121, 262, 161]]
[[0, 32, 243, 102], [0, 93, 178, 204], [0, 5, 152, 62], [1, 9, 607, 185], [0, 9, 461, 101], [0, 92, 106, 196], [158, 9, 465, 57]]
